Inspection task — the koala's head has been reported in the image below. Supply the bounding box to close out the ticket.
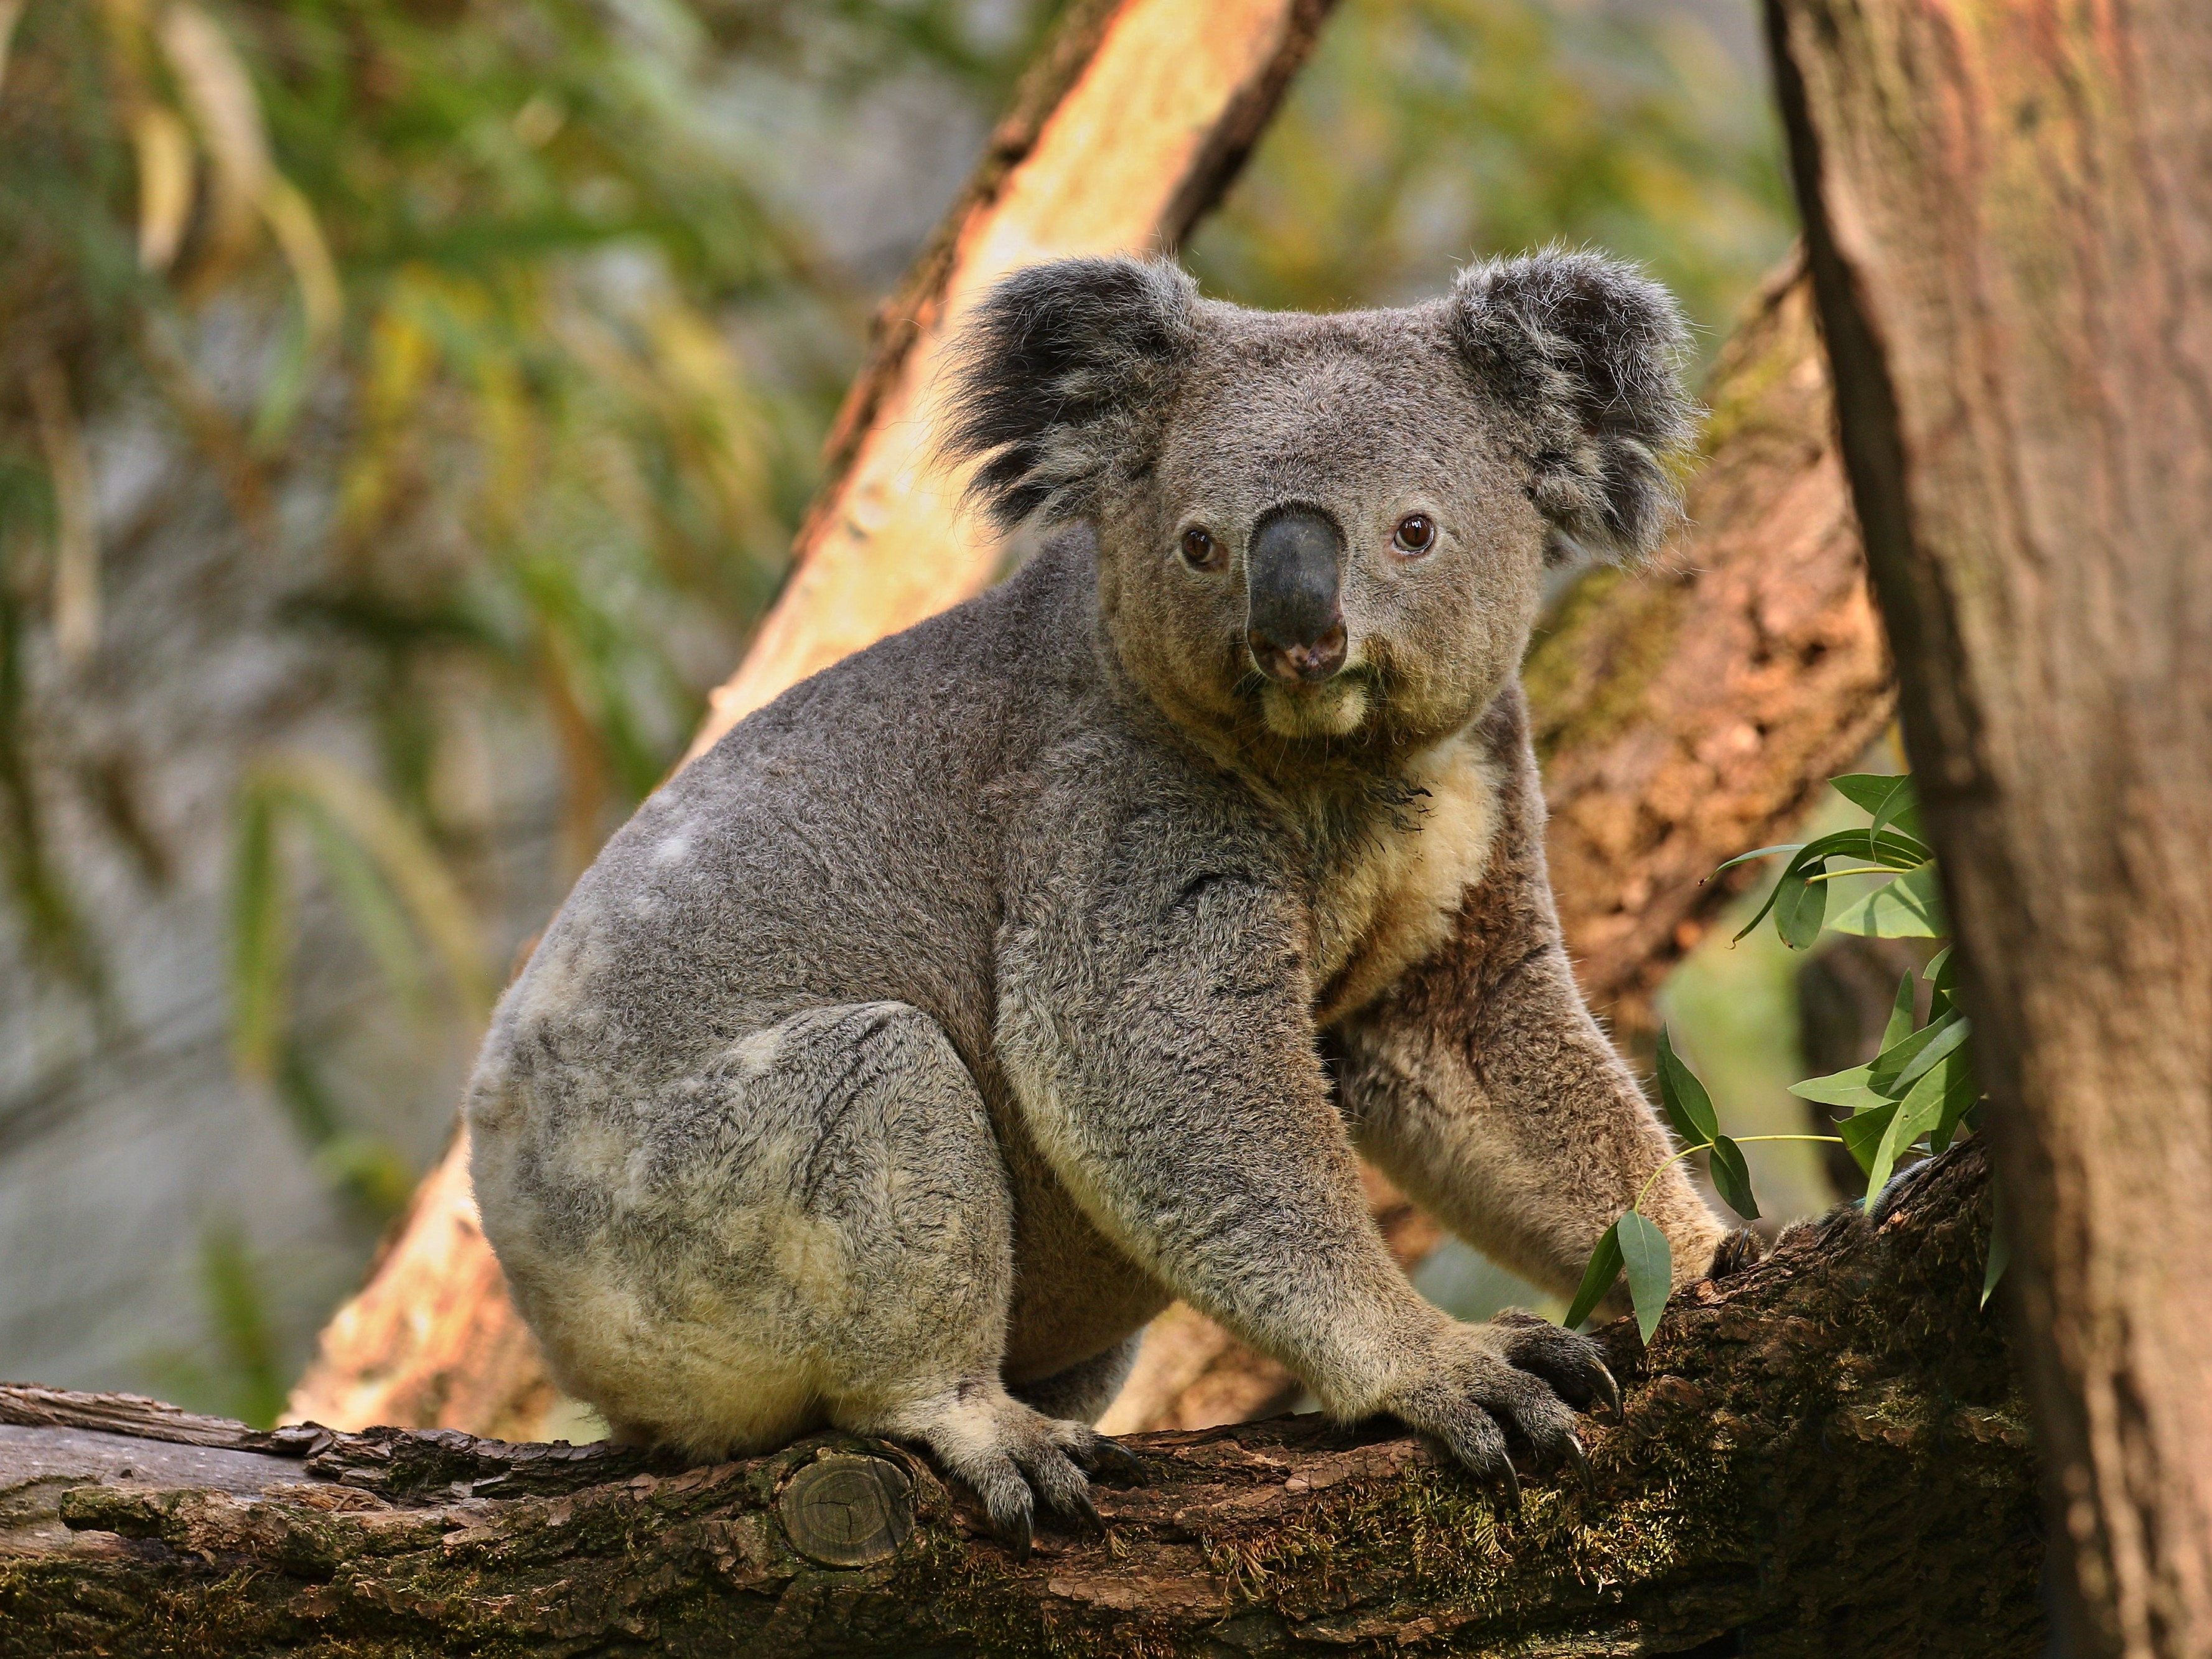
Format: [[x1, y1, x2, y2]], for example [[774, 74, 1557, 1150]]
[[940, 251, 1694, 762]]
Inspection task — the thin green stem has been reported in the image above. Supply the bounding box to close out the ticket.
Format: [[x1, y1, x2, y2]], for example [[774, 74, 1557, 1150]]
[[1633, 1145, 1699, 1214], [1633, 1134, 1846, 1215]]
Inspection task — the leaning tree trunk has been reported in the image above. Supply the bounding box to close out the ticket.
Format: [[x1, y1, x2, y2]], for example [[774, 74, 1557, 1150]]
[[1767, 3, 2212, 1656], [1, 1144, 2036, 1658]]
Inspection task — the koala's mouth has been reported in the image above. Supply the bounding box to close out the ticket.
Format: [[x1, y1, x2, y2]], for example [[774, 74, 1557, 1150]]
[[1236, 658, 1380, 742]]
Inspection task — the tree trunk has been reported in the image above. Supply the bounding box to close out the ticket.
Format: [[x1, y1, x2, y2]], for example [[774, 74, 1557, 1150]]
[[2, 1143, 2037, 1658], [1766, 4, 2212, 1656]]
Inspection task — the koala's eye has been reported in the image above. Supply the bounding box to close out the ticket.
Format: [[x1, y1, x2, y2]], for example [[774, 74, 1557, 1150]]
[[1180, 526, 1223, 571], [1393, 513, 1437, 556]]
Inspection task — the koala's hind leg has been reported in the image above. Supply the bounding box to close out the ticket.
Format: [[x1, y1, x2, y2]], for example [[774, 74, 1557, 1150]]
[[711, 1003, 1132, 1550], [508, 999, 1126, 1549]]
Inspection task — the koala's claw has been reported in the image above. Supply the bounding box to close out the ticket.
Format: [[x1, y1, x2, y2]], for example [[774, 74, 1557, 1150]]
[[1591, 1360, 1623, 1419], [1709, 1227, 1767, 1280], [1562, 1431, 1595, 1497], [1077, 1432, 1147, 1484], [1065, 1485, 1106, 1537], [1396, 1312, 1618, 1507]]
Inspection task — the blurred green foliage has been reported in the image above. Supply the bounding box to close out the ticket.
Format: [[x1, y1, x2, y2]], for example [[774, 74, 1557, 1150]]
[[0, 0, 1791, 1406], [1188, 0, 1792, 343]]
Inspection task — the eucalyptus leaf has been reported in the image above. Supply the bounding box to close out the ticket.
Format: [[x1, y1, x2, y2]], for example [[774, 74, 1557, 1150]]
[[1829, 773, 1925, 839], [1617, 1212, 1673, 1344], [1882, 1011, 1969, 1093], [1774, 868, 1827, 949], [1829, 862, 1947, 938], [1836, 1099, 1900, 1174], [1860, 1049, 1963, 1206], [1981, 1215, 2009, 1309], [1928, 1052, 1984, 1154], [1882, 971, 1916, 1052], [1927, 945, 1958, 1018], [1868, 1006, 1966, 1091], [1714, 842, 1806, 876], [1655, 1027, 1718, 1145], [1791, 1063, 1892, 1113], [1564, 1221, 1626, 1330], [1707, 1134, 1760, 1221]]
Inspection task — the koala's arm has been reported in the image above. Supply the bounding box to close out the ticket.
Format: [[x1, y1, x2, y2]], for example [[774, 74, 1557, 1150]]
[[998, 820, 1440, 1421], [1333, 688, 1732, 1298]]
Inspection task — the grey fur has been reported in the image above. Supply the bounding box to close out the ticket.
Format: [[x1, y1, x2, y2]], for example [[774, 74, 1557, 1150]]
[[467, 251, 1721, 1542]]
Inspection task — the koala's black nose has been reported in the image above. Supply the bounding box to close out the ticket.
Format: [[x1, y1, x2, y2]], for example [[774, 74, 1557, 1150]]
[[1245, 508, 1346, 683]]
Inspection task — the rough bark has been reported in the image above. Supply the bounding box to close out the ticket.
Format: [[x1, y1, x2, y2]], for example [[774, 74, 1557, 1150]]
[[4, 1143, 2036, 1658], [1767, 3, 2212, 1655]]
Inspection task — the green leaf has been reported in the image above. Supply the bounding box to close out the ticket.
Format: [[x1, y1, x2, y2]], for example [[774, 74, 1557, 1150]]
[[1617, 1212, 1673, 1345], [1882, 971, 1916, 1052], [1928, 1049, 1984, 1153], [1707, 1134, 1760, 1221], [1829, 773, 1925, 839], [1869, 1006, 1967, 1093], [1713, 841, 1805, 876], [1564, 1221, 1625, 1330], [1861, 1046, 1970, 1206], [1791, 1062, 1892, 1113], [1892, 1016, 1969, 1091], [1774, 867, 1826, 948], [1730, 845, 1815, 940], [1655, 1026, 1718, 1145], [1981, 1215, 2009, 1309], [1836, 1100, 1899, 1174], [1829, 862, 1947, 938], [1926, 945, 1958, 1017], [1869, 778, 1921, 841], [1798, 827, 1930, 868]]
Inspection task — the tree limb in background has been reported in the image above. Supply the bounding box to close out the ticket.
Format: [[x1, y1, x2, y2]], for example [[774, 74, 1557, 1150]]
[[286, 0, 1342, 1438], [0, 1144, 2037, 1657], [1769, 2, 2212, 1653]]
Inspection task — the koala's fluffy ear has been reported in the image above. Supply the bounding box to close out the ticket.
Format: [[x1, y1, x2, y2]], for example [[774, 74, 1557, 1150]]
[[939, 256, 1198, 530], [1452, 250, 1696, 562]]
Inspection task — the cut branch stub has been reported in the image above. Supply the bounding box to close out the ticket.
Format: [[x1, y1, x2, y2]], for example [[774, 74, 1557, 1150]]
[[778, 1452, 915, 1568]]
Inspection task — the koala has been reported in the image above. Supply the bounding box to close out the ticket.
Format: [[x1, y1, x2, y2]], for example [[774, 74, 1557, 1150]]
[[466, 249, 1735, 1550]]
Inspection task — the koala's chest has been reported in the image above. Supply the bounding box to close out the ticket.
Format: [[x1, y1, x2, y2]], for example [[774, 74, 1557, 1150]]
[[1307, 735, 1505, 1027]]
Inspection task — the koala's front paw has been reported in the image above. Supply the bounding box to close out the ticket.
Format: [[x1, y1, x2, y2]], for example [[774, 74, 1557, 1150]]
[[1384, 1312, 1617, 1507]]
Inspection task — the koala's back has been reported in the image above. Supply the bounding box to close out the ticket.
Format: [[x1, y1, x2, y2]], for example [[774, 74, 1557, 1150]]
[[485, 530, 1108, 1102]]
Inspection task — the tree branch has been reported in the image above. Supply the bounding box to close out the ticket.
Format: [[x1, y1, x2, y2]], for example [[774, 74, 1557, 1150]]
[[2, 1143, 2037, 1657]]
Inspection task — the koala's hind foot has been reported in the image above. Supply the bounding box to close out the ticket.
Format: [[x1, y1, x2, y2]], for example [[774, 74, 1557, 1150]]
[[872, 1384, 1141, 1556], [1378, 1314, 1617, 1507]]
